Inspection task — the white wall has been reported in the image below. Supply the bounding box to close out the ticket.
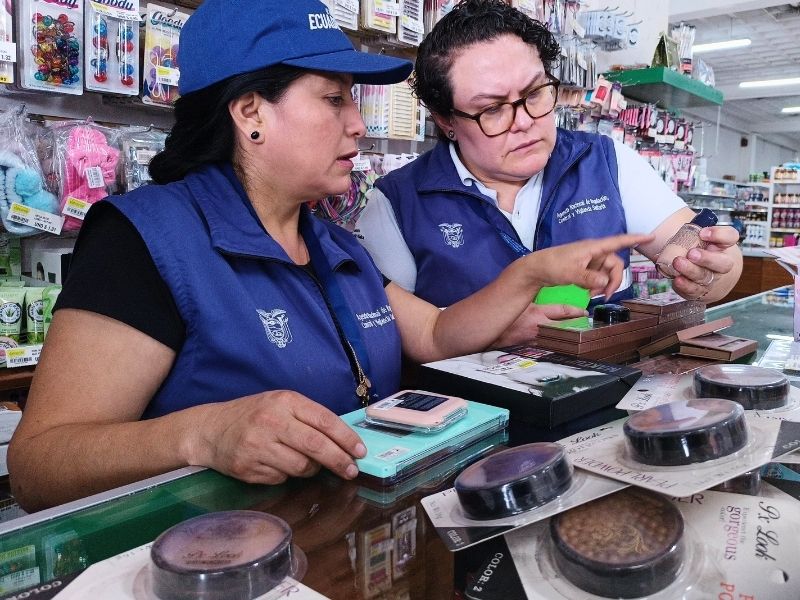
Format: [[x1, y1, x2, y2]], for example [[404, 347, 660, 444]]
[[697, 123, 796, 180]]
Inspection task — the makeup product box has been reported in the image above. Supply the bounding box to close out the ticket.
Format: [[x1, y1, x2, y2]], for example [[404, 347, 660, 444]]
[[677, 332, 758, 361], [636, 315, 733, 357], [341, 400, 509, 486], [622, 292, 706, 322], [26, 238, 76, 285], [419, 346, 641, 428]]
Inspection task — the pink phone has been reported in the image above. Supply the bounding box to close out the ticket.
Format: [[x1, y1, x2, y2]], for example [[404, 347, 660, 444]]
[[364, 390, 469, 433]]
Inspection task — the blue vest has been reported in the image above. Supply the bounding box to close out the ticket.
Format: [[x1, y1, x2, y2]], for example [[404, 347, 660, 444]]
[[375, 129, 631, 307], [108, 164, 401, 419]]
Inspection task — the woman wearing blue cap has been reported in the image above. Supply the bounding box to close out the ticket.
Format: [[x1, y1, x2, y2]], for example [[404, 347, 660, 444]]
[[8, 0, 649, 511]]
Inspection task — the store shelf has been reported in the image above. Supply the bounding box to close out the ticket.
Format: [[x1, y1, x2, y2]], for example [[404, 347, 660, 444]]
[[603, 67, 723, 108], [709, 178, 770, 189]]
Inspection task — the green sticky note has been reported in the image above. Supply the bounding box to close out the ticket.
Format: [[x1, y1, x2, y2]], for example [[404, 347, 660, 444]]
[[533, 284, 590, 309]]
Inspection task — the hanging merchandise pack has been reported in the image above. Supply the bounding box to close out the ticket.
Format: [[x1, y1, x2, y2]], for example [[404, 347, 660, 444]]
[[0, 0, 14, 84], [119, 127, 166, 192], [0, 107, 59, 237], [84, 0, 141, 96], [142, 3, 191, 107], [17, 0, 84, 95], [51, 120, 120, 230]]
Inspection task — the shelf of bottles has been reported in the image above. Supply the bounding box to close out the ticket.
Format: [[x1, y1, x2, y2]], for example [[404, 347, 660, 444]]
[[768, 167, 800, 248]]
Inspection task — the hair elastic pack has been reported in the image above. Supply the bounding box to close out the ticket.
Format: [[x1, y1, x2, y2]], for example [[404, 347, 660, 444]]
[[142, 3, 190, 107], [85, 0, 140, 95]]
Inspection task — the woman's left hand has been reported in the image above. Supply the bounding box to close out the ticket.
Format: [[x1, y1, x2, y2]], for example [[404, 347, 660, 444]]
[[670, 225, 738, 300]]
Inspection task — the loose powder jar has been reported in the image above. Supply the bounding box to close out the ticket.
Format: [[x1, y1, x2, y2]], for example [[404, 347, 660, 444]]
[[550, 488, 685, 599], [592, 303, 631, 324], [693, 364, 790, 410], [454, 442, 573, 520], [150, 510, 293, 600], [623, 398, 748, 466]]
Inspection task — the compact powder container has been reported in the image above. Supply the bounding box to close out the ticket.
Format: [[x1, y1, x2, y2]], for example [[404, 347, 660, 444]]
[[550, 488, 684, 599], [713, 469, 762, 496], [693, 364, 790, 410], [593, 303, 630, 324], [150, 510, 293, 600], [623, 398, 748, 466], [454, 442, 573, 520]]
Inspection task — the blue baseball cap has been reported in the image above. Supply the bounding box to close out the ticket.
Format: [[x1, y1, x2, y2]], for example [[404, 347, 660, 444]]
[[178, 0, 414, 95]]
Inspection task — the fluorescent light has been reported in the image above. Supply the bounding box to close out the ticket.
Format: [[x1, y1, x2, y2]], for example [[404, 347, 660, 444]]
[[692, 38, 751, 53], [782, 106, 800, 114], [740, 77, 800, 88]]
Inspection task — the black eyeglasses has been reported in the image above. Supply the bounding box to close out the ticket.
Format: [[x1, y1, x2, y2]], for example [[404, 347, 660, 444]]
[[451, 75, 560, 137]]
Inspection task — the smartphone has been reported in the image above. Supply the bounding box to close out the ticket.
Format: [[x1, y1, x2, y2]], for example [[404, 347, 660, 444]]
[[364, 390, 468, 434]]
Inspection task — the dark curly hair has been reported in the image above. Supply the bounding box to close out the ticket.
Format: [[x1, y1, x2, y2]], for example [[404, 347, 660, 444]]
[[411, 0, 560, 139]]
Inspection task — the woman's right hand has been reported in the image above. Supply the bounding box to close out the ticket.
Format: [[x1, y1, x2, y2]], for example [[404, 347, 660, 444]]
[[526, 233, 654, 298], [193, 390, 367, 485]]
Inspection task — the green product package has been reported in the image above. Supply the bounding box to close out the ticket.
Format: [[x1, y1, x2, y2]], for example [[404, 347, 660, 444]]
[[0, 288, 26, 344], [533, 284, 590, 310], [0, 236, 21, 279], [24, 287, 46, 344], [42, 285, 62, 340]]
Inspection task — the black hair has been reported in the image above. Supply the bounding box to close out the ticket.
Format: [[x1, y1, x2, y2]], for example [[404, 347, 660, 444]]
[[410, 0, 560, 139], [149, 65, 306, 184]]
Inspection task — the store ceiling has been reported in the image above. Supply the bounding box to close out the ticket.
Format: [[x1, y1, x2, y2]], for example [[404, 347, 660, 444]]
[[669, 0, 800, 152]]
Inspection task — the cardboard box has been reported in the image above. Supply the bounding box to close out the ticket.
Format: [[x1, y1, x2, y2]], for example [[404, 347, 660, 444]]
[[622, 293, 706, 322], [637, 316, 733, 357], [419, 346, 641, 428], [537, 315, 658, 343], [677, 333, 758, 361], [26, 238, 75, 285]]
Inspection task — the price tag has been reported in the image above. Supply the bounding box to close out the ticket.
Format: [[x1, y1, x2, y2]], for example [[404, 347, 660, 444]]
[[156, 66, 180, 86], [401, 15, 424, 35], [374, 0, 401, 16], [62, 197, 91, 220], [8, 203, 64, 235], [335, 0, 359, 14], [0, 42, 16, 63], [135, 149, 156, 165], [85, 166, 105, 189], [6, 345, 42, 369], [351, 153, 372, 172]]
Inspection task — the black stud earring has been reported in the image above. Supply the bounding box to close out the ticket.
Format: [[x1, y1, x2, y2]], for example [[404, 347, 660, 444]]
[[250, 131, 260, 140], [447, 130, 455, 139]]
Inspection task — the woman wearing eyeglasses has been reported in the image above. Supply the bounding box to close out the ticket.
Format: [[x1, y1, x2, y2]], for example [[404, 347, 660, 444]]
[[355, 0, 742, 345]]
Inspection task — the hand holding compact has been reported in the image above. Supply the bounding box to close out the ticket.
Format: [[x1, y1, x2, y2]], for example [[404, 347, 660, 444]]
[[669, 224, 739, 300], [195, 390, 367, 485]]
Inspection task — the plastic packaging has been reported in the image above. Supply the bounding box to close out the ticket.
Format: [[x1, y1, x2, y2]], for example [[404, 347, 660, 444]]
[[0, 106, 60, 236], [17, 0, 83, 94], [693, 364, 789, 410], [454, 442, 573, 520], [119, 127, 167, 191], [150, 511, 297, 600], [0, 0, 14, 85], [655, 208, 718, 278], [550, 488, 684, 599], [84, 0, 140, 95], [142, 3, 191, 108], [623, 398, 748, 466]]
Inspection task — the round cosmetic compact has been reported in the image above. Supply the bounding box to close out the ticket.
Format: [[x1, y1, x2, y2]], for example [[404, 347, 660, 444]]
[[592, 303, 630, 324], [550, 488, 685, 599], [454, 442, 573, 520], [150, 510, 293, 600], [693, 364, 790, 410], [623, 398, 748, 466]]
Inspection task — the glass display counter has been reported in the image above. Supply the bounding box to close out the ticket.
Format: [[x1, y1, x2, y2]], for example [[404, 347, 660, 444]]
[[0, 287, 794, 599]]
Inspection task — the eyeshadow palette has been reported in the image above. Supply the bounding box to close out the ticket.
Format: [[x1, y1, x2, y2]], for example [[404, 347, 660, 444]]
[[693, 364, 790, 410], [623, 398, 748, 466], [454, 442, 573, 520], [550, 488, 685, 598], [150, 510, 293, 600]]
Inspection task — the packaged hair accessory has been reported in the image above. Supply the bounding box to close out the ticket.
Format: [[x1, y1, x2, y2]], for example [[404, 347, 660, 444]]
[[142, 3, 191, 108], [119, 127, 166, 191], [51, 121, 120, 230], [17, 0, 83, 94], [84, 0, 140, 96], [0, 0, 14, 84], [0, 106, 60, 237]]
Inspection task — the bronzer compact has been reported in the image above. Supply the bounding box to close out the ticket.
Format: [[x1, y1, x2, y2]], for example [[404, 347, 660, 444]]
[[454, 442, 573, 520], [149, 511, 304, 600], [550, 488, 685, 599], [623, 397, 748, 465]]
